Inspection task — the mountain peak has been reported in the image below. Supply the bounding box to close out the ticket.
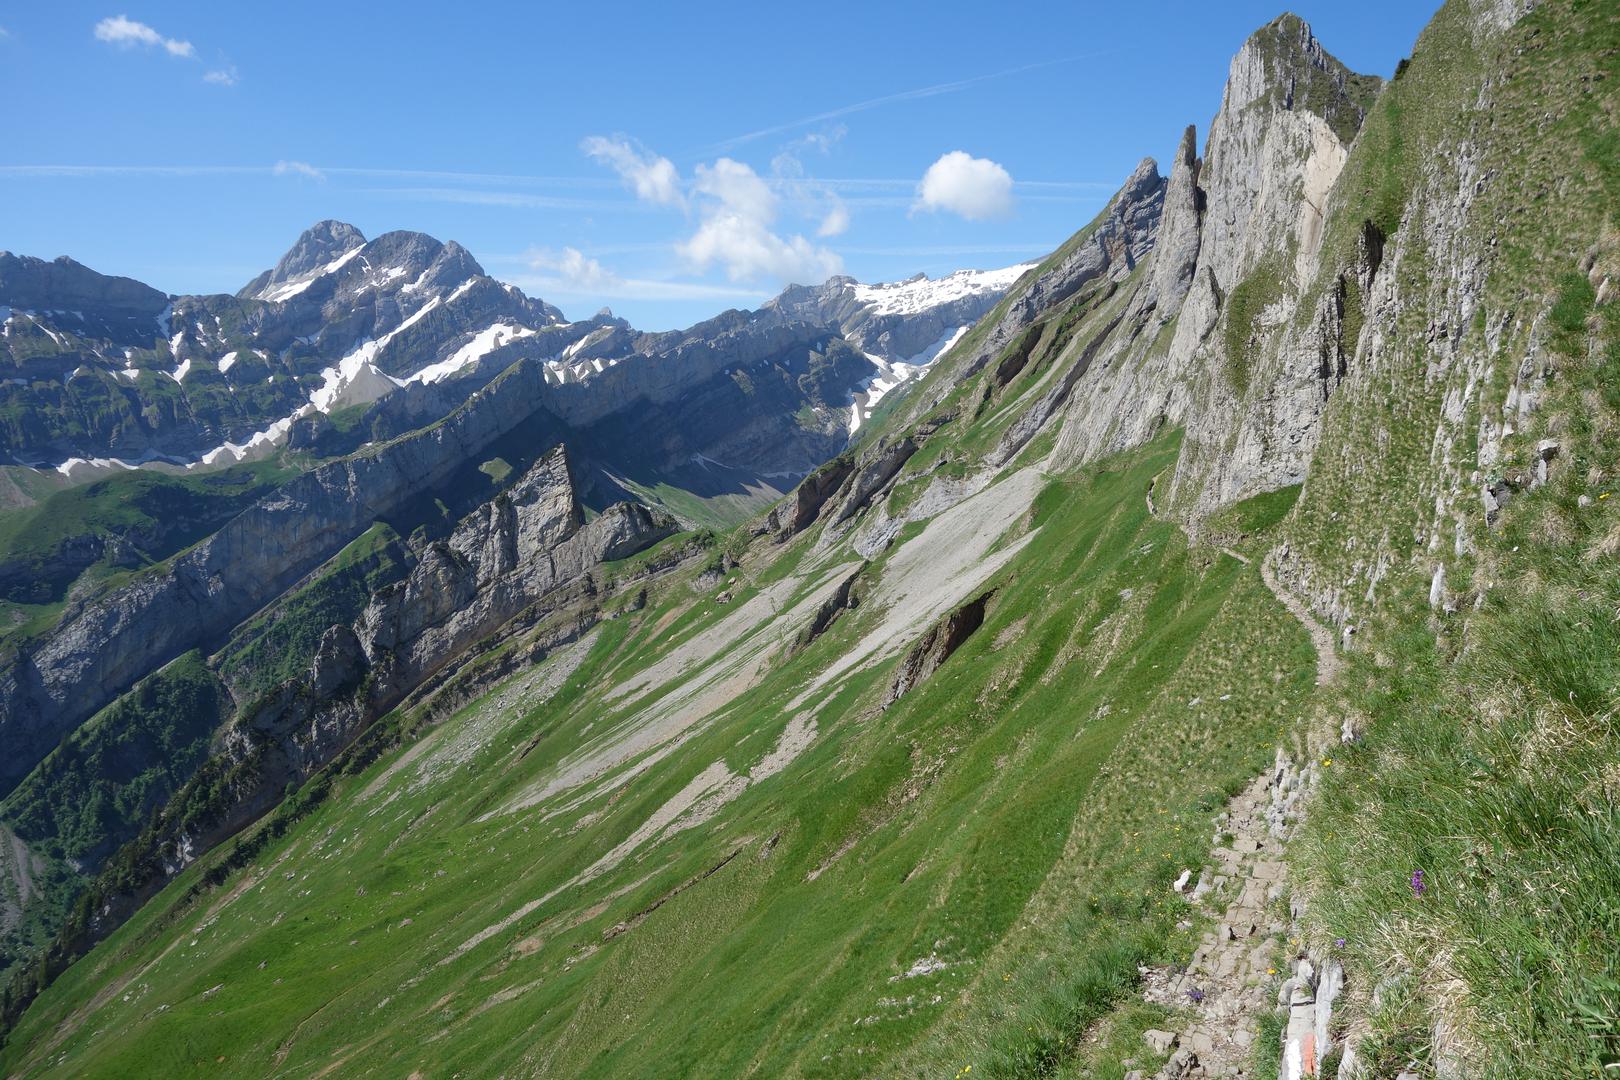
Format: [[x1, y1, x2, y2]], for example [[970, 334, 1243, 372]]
[[1224, 12, 1383, 143], [239, 220, 367, 300]]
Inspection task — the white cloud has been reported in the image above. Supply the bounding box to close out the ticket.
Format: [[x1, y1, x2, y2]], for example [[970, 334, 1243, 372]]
[[273, 160, 325, 181], [679, 158, 842, 285], [204, 66, 238, 86], [526, 247, 621, 291], [507, 257, 765, 304], [578, 137, 842, 287], [913, 151, 1016, 221], [817, 203, 850, 238], [93, 15, 194, 58], [580, 135, 683, 207], [770, 130, 850, 241]]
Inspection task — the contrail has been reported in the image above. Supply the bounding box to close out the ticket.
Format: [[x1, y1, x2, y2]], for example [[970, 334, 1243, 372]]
[[710, 53, 1103, 153]]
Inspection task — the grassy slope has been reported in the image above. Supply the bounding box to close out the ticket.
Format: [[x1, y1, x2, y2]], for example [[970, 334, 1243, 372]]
[[0, 428, 1313, 1079], [16, 5, 1615, 1073], [1270, 1, 1620, 1075]]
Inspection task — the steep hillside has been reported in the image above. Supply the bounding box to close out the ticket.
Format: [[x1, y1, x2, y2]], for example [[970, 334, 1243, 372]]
[[2, 1, 1615, 1077], [0, 236, 1027, 1003]]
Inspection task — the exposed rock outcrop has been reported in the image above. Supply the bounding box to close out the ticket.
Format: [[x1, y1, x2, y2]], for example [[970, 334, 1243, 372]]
[[357, 447, 674, 701], [945, 158, 1166, 394], [1032, 14, 1382, 512], [779, 454, 857, 538], [791, 566, 865, 654], [883, 590, 992, 707], [827, 437, 918, 530], [1147, 126, 1206, 313]]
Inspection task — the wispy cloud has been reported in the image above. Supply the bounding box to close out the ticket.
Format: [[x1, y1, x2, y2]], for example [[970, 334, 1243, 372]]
[[0, 164, 263, 177], [0, 162, 1108, 198], [204, 66, 239, 86], [272, 159, 324, 180], [714, 55, 1096, 151], [506, 268, 766, 304], [526, 247, 621, 291], [581, 136, 684, 207], [93, 15, 194, 58], [834, 243, 1055, 257], [362, 186, 659, 212], [771, 127, 850, 238], [522, 246, 764, 303]]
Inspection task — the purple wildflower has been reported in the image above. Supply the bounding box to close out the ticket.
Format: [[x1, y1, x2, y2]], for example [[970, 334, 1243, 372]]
[[1186, 987, 1205, 1004], [1410, 869, 1427, 898], [1334, 937, 1347, 950]]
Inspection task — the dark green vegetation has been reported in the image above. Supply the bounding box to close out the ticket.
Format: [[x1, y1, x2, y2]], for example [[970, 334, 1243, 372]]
[[1206, 484, 1302, 543], [1, 653, 230, 870], [1300, 262, 1620, 1075], [1222, 258, 1287, 395], [216, 523, 408, 701], [0, 653, 231, 986], [0, 459, 295, 648]]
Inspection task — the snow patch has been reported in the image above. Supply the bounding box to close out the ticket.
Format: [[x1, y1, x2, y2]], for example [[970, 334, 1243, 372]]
[[260, 245, 364, 303], [55, 456, 140, 479], [850, 264, 1032, 317], [846, 326, 965, 433], [307, 296, 446, 411], [218, 350, 240, 374], [407, 322, 536, 385], [197, 410, 309, 467]]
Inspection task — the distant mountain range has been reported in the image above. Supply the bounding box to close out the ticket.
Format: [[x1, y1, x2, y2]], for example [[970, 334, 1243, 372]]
[[0, 226, 1027, 491]]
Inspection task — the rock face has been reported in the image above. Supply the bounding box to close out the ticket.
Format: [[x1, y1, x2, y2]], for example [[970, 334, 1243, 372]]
[[826, 436, 918, 532], [779, 455, 858, 538], [977, 14, 1388, 511], [1146, 126, 1205, 313], [237, 219, 365, 299], [0, 357, 557, 793], [911, 156, 1167, 419], [0, 253, 168, 321], [19, 441, 672, 987], [883, 590, 992, 707], [0, 224, 574, 469], [356, 446, 674, 700]]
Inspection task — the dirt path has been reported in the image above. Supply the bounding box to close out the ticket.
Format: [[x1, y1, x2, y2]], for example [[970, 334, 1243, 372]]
[[1137, 754, 1313, 1079], [1141, 478, 1331, 685], [1259, 551, 1339, 687]]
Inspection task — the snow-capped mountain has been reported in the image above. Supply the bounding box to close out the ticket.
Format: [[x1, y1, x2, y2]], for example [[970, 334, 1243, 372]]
[[766, 264, 1034, 431], [0, 225, 1030, 479]]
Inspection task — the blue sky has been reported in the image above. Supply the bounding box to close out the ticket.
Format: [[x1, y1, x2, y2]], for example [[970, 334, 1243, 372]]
[[1, 2, 1437, 329]]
